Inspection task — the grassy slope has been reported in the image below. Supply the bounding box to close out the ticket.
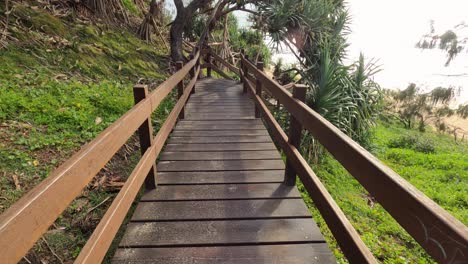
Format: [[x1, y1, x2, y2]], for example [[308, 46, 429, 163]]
[[298, 122, 467, 263], [0, 3, 174, 262]]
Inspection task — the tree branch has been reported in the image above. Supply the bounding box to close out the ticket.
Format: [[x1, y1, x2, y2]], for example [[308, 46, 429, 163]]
[[174, 0, 184, 11]]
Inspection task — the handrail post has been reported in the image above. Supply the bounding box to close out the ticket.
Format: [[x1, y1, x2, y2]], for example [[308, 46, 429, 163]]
[[255, 61, 264, 118], [207, 51, 212, 78], [284, 84, 307, 186], [240, 49, 245, 84], [133, 84, 157, 190], [242, 54, 249, 94], [176, 61, 185, 119]]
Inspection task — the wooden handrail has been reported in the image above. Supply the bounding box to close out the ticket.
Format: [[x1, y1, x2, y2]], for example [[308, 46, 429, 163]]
[[209, 50, 240, 75], [241, 56, 468, 263], [0, 51, 200, 263], [75, 66, 200, 263], [244, 78, 377, 263]]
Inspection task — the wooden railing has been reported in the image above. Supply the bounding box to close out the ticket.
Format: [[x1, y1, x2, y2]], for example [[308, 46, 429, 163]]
[[229, 55, 468, 263], [0, 50, 201, 263]]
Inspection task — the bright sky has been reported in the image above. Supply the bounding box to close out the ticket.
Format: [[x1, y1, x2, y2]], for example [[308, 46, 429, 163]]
[[271, 0, 468, 104], [343, 0, 468, 104], [165, 0, 468, 104]]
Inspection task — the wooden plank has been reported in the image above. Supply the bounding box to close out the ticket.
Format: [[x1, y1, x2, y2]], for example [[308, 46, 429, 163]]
[[185, 114, 254, 120], [187, 112, 255, 121], [164, 143, 277, 151], [140, 183, 302, 201], [171, 130, 269, 137], [112, 244, 336, 264], [184, 108, 254, 113], [175, 124, 265, 130], [160, 150, 281, 161], [158, 170, 284, 184], [243, 57, 468, 263], [157, 160, 285, 172], [0, 52, 201, 263], [131, 199, 310, 221], [168, 136, 272, 144], [119, 219, 325, 247], [178, 120, 261, 125]]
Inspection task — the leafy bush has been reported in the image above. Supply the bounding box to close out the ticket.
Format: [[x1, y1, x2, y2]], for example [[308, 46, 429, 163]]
[[388, 134, 435, 153], [414, 139, 436, 153]]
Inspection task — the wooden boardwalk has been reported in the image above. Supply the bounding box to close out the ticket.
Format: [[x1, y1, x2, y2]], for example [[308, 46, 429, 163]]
[[112, 78, 336, 263]]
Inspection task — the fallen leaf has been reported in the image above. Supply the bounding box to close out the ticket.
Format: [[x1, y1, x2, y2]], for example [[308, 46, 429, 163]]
[[32, 160, 40, 166]]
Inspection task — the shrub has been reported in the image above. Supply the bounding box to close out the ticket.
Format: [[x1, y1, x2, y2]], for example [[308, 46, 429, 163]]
[[414, 139, 436, 153], [388, 134, 436, 153], [388, 135, 418, 149]]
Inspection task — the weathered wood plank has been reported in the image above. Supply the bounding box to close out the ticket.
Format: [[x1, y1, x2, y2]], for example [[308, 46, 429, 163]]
[[119, 219, 325, 247], [171, 130, 269, 137], [113, 244, 336, 264], [131, 199, 310, 221], [168, 136, 272, 144], [158, 170, 284, 184], [160, 150, 281, 161], [158, 160, 284, 171], [141, 183, 301, 201], [164, 143, 277, 151], [178, 120, 262, 125], [175, 124, 265, 130]]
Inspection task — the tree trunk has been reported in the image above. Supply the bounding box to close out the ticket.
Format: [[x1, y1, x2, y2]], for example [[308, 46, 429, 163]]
[[170, 13, 185, 62]]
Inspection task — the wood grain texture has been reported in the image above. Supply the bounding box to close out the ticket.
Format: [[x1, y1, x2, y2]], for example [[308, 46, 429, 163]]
[[167, 136, 272, 144], [131, 199, 310, 221], [157, 160, 285, 172], [171, 130, 268, 137], [119, 219, 325, 247], [160, 150, 281, 161], [113, 244, 336, 264], [158, 170, 284, 185], [140, 184, 302, 201], [164, 143, 277, 151]]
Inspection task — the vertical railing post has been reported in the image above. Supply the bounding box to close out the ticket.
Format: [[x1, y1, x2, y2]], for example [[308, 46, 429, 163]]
[[206, 51, 212, 78], [255, 61, 264, 118], [284, 84, 307, 186], [133, 84, 157, 190], [240, 49, 245, 84], [242, 54, 249, 94], [176, 61, 185, 119]]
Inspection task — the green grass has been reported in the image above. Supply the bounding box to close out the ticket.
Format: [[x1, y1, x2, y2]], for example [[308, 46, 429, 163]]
[[297, 121, 467, 263], [0, 3, 173, 261]]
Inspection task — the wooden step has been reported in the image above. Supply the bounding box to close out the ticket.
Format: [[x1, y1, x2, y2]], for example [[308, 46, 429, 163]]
[[141, 183, 301, 201], [157, 160, 285, 172], [160, 150, 281, 161], [158, 170, 284, 185], [119, 219, 325, 247], [131, 199, 310, 221], [164, 143, 277, 151], [113, 244, 336, 264]]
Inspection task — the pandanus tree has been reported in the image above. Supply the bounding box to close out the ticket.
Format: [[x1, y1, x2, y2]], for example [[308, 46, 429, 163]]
[[254, 0, 382, 161]]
